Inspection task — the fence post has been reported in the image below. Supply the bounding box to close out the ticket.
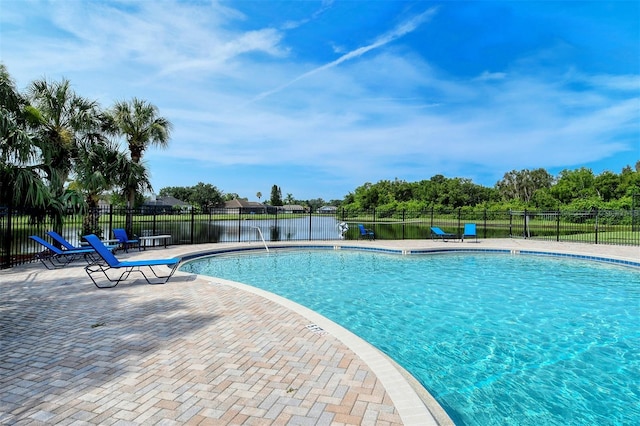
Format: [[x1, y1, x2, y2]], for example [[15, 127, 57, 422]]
[[556, 210, 560, 242], [633, 193, 639, 232], [108, 204, 114, 238], [274, 209, 279, 242], [190, 207, 195, 244], [308, 209, 312, 241], [208, 207, 212, 243], [509, 210, 513, 237], [457, 208, 461, 235], [483, 209, 487, 239], [125, 207, 133, 236], [152, 208, 157, 235], [237, 208, 241, 243], [1, 205, 12, 269], [594, 208, 599, 245], [402, 209, 406, 240]]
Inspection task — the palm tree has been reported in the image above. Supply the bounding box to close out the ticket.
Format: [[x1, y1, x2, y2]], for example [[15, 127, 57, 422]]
[[27, 78, 102, 200], [110, 98, 172, 208], [256, 192, 262, 201], [115, 157, 153, 209], [70, 135, 142, 238], [110, 98, 171, 234], [285, 193, 295, 205], [0, 64, 50, 210], [25, 77, 107, 232]]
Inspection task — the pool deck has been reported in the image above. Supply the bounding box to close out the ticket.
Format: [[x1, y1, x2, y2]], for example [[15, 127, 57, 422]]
[[1, 239, 638, 425]]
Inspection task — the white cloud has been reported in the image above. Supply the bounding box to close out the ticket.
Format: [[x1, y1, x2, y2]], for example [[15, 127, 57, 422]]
[[582, 74, 640, 92], [281, 0, 335, 30], [476, 71, 507, 81], [244, 7, 438, 106]]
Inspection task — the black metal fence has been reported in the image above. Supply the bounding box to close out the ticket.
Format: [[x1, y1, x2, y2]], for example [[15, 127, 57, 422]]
[[2, 206, 638, 269], [339, 208, 639, 244]]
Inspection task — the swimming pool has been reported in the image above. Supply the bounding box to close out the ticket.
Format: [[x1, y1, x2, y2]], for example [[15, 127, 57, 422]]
[[180, 249, 640, 425]]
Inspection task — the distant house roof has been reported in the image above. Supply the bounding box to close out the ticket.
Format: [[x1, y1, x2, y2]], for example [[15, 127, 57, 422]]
[[281, 204, 306, 212], [317, 205, 337, 212], [144, 196, 190, 207], [224, 199, 265, 209]]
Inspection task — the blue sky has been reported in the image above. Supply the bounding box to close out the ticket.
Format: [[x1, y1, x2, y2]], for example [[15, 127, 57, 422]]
[[1, 0, 638, 201]]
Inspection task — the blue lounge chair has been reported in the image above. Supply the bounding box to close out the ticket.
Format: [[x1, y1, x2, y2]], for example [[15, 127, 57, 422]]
[[46, 230, 119, 251], [30, 235, 98, 269], [113, 228, 140, 252], [430, 227, 458, 242], [358, 224, 375, 240], [462, 223, 478, 242], [83, 234, 180, 288]]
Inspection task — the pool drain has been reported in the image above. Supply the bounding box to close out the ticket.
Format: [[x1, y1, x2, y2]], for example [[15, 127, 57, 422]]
[[305, 324, 328, 335]]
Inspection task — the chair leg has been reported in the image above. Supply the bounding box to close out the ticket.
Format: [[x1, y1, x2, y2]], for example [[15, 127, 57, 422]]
[[139, 264, 179, 284], [85, 264, 118, 288]]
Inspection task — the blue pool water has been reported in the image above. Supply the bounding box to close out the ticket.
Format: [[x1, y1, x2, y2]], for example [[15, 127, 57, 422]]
[[180, 250, 640, 425]]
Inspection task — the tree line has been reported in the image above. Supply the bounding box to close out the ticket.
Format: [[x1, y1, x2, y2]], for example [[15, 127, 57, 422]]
[[341, 165, 639, 212], [0, 64, 172, 237], [159, 183, 340, 213], [160, 167, 639, 214]]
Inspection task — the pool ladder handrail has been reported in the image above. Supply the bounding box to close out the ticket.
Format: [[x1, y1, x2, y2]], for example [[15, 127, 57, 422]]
[[250, 226, 269, 252]]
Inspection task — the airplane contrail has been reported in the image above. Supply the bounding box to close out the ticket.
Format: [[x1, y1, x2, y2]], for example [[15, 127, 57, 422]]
[[244, 7, 438, 106]]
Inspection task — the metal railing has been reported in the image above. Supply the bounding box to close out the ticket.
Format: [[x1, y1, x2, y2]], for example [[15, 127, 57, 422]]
[[2, 206, 638, 269]]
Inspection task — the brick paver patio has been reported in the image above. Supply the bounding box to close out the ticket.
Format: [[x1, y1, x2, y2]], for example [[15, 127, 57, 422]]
[[1, 239, 637, 425]]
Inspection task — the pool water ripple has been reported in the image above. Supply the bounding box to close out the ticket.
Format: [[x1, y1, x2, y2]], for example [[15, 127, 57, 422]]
[[181, 250, 640, 426]]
